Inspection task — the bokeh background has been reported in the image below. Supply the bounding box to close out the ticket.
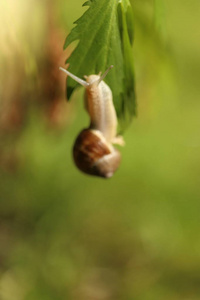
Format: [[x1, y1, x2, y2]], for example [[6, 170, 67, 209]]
[[0, 0, 200, 299]]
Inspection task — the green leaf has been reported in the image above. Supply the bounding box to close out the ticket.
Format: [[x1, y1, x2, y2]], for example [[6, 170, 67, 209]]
[[64, 0, 136, 130]]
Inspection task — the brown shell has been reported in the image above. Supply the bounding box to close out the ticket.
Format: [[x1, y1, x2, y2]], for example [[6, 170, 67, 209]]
[[73, 129, 121, 178]]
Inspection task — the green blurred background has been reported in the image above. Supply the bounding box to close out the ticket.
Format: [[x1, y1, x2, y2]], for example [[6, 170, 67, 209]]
[[0, 0, 200, 299]]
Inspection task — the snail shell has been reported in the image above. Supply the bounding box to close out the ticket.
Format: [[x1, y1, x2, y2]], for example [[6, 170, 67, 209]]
[[73, 129, 121, 178]]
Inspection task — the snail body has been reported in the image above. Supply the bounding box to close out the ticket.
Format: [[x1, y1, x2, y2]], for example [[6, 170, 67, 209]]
[[59, 66, 124, 178]]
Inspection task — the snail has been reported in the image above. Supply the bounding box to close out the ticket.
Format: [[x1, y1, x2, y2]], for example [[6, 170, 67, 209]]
[[59, 65, 124, 178]]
